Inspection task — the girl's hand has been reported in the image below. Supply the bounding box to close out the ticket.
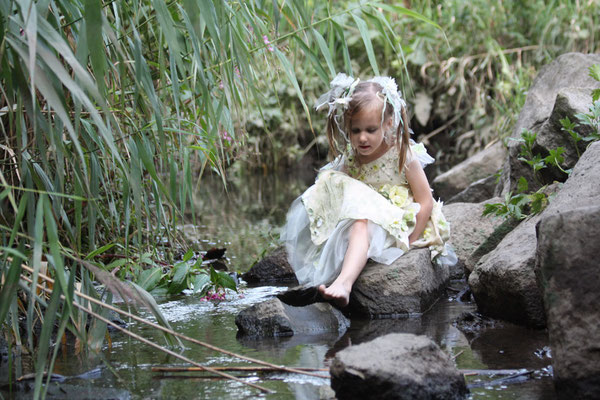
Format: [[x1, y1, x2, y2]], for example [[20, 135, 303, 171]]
[[405, 160, 433, 244]]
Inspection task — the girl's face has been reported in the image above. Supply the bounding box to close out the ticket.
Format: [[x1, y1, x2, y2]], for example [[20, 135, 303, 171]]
[[349, 103, 391, 163]]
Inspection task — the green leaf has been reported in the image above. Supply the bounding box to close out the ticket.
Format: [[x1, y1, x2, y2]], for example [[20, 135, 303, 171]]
[[592, 89, 600, 103], [192, 273, 211, 295], [84, 0, 106, 94], [274, 48, 312, 129], [85, 243, 116, 260], [351, 13, 379, 76], [215, 271, 237, 292], [589, 64, 600, 82], [517, 176, 528, 193], [129, 282, 182, 347], [0, 248, 24, 329], [168, 262, 190, 294], [312, 28, 335, 78], [138, 267, 163, 292], [182, 249, 194, 262]]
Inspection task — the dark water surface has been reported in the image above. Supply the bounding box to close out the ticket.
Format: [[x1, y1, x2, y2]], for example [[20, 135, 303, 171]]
[[0, 173, 556, 399]]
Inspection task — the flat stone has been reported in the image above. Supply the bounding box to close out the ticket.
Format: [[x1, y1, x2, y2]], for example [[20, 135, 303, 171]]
[[330, 333, 468, 400]]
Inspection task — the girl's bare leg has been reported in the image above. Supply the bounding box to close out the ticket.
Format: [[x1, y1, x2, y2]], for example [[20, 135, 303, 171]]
[[319, 219, 369, 307]]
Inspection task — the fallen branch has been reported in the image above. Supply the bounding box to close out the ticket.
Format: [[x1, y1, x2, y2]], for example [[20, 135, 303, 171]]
[[20, 265, 328, 379], [20, 274, 273, 394], [152, 366, 329, 373], [466, 370, 534, 388], [460, 368, 533, 376]]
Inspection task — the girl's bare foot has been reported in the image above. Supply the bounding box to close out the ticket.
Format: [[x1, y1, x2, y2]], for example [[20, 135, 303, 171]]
[[318, 282, 351, 308]]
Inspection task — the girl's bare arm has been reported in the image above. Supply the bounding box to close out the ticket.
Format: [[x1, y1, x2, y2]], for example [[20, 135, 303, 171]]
[[405, 160, 434, 244]]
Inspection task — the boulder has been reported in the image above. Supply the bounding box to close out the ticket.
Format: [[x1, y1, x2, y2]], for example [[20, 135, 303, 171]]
[[235, 298, 349, 337], [432, 141, 506, 201], [330, 333, 468, 400], [349, 248, 448, 317], [468, 214, 546, 328], [443, 199, 507, 276], [470, 141, 600, 328], [536, 206, 600, 399], [496, 52, 600, 195], [242, 246, 298, 284], [447, 175, 497, 204]]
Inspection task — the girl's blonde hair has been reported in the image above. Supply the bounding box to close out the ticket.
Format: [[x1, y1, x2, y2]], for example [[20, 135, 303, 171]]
[[326, 81, 411, 172]]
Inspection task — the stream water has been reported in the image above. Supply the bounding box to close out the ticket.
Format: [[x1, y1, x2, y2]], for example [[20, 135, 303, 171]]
[[0, 172, 557, 399]]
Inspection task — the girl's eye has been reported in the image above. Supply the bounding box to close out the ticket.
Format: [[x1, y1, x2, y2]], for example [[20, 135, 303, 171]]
[[351, 129, 360, 134], [367, 128, 377, 133]]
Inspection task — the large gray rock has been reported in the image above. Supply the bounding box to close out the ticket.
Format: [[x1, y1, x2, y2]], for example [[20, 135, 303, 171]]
[[330, 333, 468, 400], [235, 298, 349, 337], [497, 52, 600, 195], [433, 141, 505, 201], [468, 214, 546, 328], [241, 246, 298, 284], [349, 248, 448, 317], [470, 141, 600, 327], [443, 198, 507, 275], [536, 206, 600, 399]]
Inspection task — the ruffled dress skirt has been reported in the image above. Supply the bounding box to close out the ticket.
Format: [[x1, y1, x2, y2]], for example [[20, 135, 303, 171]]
[[281, 168, 455, 287]]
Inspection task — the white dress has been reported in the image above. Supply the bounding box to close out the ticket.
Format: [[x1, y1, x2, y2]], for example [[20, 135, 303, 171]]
[[282, 143, 455, 286]]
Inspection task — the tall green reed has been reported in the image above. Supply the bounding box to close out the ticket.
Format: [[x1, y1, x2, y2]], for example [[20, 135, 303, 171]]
[[0, 0, 438, 396]]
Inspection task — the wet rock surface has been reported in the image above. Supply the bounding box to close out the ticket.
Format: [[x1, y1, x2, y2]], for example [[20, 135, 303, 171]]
[[453, 311, 502, 336], [241, 246, 298, 284], [468, 214, 546, 328], [235, 298, 349, 337], [349, 248, 449, 317], [330, 333, 468, 400], [536, 205, 600, 399]]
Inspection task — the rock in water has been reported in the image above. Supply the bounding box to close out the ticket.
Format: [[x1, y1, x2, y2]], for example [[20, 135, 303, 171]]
[[536, 206, 600, 399], [469, 141, 600, 328], [330, 333, 468, 400], [349, 248, 448, 317], [242, 246, 298, 284], [235, 298, 349, 337]]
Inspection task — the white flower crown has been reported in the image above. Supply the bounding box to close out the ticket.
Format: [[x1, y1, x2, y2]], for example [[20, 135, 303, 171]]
[[315, 73, 408, 146]]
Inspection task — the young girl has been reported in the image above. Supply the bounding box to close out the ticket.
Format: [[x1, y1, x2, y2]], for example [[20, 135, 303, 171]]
[[282, 74, 454, 307]]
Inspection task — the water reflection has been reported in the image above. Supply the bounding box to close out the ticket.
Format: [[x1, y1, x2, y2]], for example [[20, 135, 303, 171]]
[[186, 171, 314, 272]]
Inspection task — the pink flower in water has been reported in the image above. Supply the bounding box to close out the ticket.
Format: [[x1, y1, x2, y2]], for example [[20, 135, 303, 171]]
[[234, 65, 241, 77], [219, 81, 224, 89]]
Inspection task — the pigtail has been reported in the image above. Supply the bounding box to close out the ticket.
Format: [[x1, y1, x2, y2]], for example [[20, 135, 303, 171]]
[[326, 113, 341, 159], [397, 106, 411, 172]]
